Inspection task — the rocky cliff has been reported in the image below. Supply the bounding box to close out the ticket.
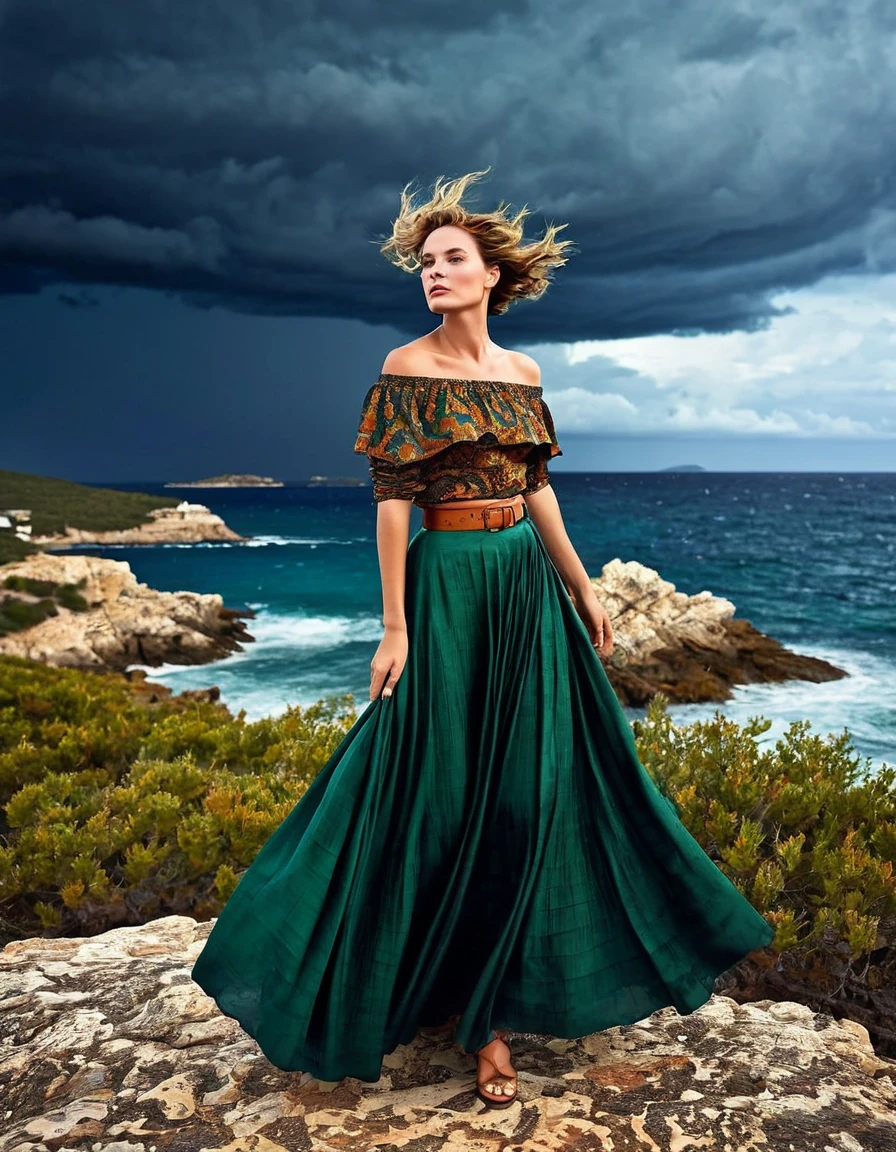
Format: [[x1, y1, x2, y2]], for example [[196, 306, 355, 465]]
[[0, 553, 253, 671], [594, 558, 846, 705], [0, 916, 893, 1151]]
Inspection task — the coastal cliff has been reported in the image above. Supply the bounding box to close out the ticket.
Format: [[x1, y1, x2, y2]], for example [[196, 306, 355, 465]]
[[593, 558, 846, 706], [0, 552, 254, 670], [30, 501, 246, 548], [1, 916, 893, 1150], [0, 551, 846, 700], [0, 469, 248, 559]]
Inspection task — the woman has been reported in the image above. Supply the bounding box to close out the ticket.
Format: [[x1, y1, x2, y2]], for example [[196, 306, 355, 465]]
[[190, 167, 775, 1109]]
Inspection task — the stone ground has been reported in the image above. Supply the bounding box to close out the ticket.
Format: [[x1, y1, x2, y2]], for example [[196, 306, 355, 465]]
[[2, 915, 895, 1151]]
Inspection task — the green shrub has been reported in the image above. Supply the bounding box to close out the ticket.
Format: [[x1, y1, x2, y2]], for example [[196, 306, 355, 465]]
[[54, 582, 89, 611], [632, 693, 896, 1053], [3, 576, 60, 596], [632, 694, 895, 951], [0, 598, 58, 635], [0, 576, 91, 635], [1, 654, 894, 1052], [0, 535, 36, 565], [0, 654, 356, 933]]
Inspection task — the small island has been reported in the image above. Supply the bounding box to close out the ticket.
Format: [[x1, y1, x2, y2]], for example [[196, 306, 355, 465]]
[[165, 474, 284, 488], [659, 464, 707, 472], [306, 475, 368, 487]]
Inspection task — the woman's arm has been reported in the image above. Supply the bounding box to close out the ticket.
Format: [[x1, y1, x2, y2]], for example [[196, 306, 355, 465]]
[[376, 499, 412, 630], [370, 498, 412, 700], [524, 484, 615, 657]]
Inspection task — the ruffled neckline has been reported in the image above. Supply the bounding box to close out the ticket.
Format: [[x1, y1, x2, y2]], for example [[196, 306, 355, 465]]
[[355, 372, 560, 465], [377, 372, 543, 395]]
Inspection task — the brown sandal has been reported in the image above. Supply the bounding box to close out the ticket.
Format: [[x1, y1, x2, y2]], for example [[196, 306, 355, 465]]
[[474, 1030, 518, 1108]]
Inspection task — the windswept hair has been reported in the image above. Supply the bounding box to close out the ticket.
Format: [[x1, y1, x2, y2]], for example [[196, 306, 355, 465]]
[[376, 166, 576, 316]]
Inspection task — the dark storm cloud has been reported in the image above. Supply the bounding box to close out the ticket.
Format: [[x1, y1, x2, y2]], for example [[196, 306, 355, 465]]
[[1, 0, 895, 338]]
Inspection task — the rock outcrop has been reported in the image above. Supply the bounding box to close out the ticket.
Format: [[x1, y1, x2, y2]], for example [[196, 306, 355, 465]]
[[594, 559, 847, 705], [30, 502, 247, 548], [1, 916, 894, 1151], [0, 553, 254, 671]]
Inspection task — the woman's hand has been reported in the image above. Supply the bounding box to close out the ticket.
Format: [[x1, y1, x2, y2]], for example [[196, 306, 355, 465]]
[[370, 626, 409, 700], [568, 584, 615, 658]]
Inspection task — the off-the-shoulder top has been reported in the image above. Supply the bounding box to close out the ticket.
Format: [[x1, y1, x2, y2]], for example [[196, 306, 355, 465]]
[[353, 373, 563, 505]]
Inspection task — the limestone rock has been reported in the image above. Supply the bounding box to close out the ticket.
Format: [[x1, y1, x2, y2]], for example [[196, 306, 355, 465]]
[[30, 502, 247, 548], [0, 553, 253, 671], [1, 916, 894, 1151], [595, 558, 847, 705]]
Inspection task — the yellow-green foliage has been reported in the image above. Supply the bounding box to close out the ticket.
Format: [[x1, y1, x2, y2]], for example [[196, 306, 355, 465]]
[[0, 654, 356, 935], [632, 694, 896, 968], [2, 651, 894, 992]]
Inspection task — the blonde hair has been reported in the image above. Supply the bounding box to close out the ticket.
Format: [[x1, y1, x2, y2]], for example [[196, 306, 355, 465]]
[[376, 166, 576, 316]]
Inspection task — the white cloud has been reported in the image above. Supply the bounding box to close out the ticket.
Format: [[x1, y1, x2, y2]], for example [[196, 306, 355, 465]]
[[532, 271, 896, 439], [543, 387, 639, 433]]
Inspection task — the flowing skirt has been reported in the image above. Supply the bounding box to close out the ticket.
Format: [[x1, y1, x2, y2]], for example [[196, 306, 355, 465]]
[[190, 509, 775, 1083]]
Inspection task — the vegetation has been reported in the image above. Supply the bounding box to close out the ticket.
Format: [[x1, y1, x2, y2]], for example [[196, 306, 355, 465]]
[[633, 695, 896, 1052], [0, 655, 354, 936], [0, 576, 91, 635], [0, 654, 893, 1052], [0, 468, 181, 563]]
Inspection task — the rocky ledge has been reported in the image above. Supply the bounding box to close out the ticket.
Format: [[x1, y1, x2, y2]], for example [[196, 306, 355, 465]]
[[595, 559, 847, 706], [0, 553, 254, 671], [30, 502, 247, 548], [0, 916, 894, 1151]]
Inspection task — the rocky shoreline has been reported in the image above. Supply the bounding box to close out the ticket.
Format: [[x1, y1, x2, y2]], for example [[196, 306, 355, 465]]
[[30, 501, 247, 549], [0, 552, 254, 671], [1, 916, 893, 1150], [0, 551, 846, 700], [593, 558, 846, 706]]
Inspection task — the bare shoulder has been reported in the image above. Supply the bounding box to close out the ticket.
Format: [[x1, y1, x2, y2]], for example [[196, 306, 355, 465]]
[[508, 350, 541, 387], [380, 341, 541, 386], [380, 340, 432, 376]]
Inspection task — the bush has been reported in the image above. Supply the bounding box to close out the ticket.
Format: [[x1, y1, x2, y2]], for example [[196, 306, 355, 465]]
[[0, 598, 58, 635], [0, 576, 90, 635], [1, 655, 894, 1054], [632, 692, 896, 1054], [0, 655, 356, 936]]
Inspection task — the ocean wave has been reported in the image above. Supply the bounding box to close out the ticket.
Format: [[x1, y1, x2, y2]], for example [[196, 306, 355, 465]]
[[125, 609, 384, 681], [242, 535, 368, 547], [654, 643, 895, 771]]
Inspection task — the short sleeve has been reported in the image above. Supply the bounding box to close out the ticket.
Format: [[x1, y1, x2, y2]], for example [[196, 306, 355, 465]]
[[367, 457, 428, 502], [524, 444, 553, 494]]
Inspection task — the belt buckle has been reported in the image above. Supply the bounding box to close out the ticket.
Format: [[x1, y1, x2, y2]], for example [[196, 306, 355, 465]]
[[483, 504, 508, 532]]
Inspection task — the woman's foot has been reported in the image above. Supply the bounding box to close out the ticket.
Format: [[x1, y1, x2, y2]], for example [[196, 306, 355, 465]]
[[475, 1031, 518, 1108]]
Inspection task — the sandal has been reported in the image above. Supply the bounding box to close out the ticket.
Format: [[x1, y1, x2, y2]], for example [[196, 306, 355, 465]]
[[474, 1030, 518, 1108]]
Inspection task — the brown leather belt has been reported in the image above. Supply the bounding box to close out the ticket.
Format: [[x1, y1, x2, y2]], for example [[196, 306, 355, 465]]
[[421, 493, 527, 531]]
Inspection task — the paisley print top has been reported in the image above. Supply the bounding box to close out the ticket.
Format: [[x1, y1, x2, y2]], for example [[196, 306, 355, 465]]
[[353, 373, 563, 505]]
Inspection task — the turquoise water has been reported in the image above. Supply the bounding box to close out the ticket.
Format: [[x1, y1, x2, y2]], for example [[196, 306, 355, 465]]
[[84, 473, 896, 770]]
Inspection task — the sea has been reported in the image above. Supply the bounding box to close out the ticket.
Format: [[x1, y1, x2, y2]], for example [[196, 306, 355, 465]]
[[87, 473, 896, 773]]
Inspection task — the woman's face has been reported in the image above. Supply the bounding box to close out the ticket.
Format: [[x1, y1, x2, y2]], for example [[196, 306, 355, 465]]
[[420, 224, 499, 314]]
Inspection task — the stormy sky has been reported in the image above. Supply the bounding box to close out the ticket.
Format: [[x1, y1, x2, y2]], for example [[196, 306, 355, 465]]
[[1, 0, 895, 480]]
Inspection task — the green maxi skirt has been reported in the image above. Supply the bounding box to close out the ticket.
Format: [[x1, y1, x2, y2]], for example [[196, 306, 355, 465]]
[[190, 508, 775, 1083]]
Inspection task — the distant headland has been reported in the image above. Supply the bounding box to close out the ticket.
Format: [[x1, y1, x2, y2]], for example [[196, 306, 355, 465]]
[[165, 473, 284, 488], [306, 475, 367, 487], [0, 468, 248, 564]]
